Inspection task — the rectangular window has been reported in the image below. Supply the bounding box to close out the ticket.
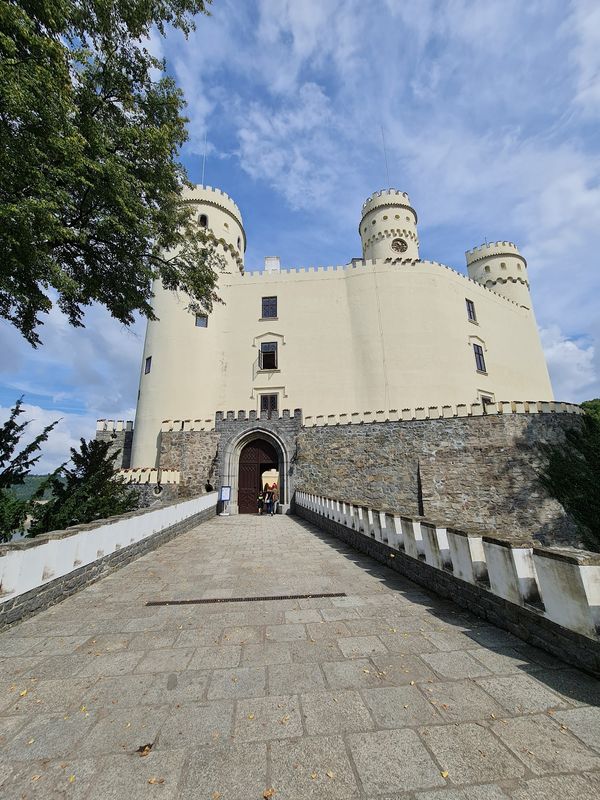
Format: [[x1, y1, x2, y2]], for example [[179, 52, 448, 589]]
[[466, 298, 477, 322], [473, 344, 487, 373], [260, 394, 278, 418], [144, 356, 152, 374], [481, 394, 494, 406], [260, 341, 278, 370], [262, 296, 277, 318], [195, 314, 208, 327]]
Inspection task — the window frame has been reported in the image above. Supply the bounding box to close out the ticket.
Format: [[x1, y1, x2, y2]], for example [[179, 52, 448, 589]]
[[260, 393, 278, 418], [259, 341, 278, 370], [473, 343, 487, 373], [465, 298, 477, 323], [144, 356, 152, 374], [195, 313, 208, 328], [198, 213, 208, 228], [261, 296, 278, 319]]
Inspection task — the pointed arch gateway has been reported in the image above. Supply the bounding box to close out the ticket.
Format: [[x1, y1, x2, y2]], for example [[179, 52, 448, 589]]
[[223, 429, 289, 514]]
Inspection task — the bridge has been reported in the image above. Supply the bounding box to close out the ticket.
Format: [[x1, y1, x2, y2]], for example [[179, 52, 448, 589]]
[[1, 513, 599, 798]]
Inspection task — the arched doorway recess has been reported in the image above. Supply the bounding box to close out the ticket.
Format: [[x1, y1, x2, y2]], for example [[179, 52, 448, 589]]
[[222, 428, 289, 515], [238, 438, 279, 513]]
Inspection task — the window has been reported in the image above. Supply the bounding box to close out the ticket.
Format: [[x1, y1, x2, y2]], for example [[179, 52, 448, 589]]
[[260, 342, 278, 370], [195, 314, 208, 328], [262, 296, 277, 318], [260, 394, 278, 418], [481, 394, 494, 407], [198, 213, 208, 228], [237, 236, 241, 250], [144, 356, 152, 374], [466, 298, 477, 322], [473, 344, 487, 373]]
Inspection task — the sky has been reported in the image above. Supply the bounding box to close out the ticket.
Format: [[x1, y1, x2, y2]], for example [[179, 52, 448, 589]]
[[2, 0, 600, 471]]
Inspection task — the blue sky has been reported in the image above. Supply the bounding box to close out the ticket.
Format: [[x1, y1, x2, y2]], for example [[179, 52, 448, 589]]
[[2, 0, 600, 470]]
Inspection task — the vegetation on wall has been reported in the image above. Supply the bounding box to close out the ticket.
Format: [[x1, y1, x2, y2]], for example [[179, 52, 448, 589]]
[[540, 399, 600, 552], [0, 0, 223, 346]]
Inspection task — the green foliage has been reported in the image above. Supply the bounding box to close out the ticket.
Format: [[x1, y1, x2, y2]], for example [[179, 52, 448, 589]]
[[0, 0, 223, 346], [29, 438, 138, 534], [0, 399, 58, 541], [7, 474, 58, 501], [580, 398, 600, 422], [540, 402, 600, 551]]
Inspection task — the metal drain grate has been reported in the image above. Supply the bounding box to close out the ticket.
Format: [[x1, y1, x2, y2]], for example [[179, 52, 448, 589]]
[[146, 592, 347, 607]]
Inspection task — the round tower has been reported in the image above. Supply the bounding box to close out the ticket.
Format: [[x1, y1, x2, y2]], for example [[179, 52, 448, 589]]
[[359, 189, 419, 261], [130, 184, 246, 468], [465, 241, 530, 308], [182, 184, 246, 273]]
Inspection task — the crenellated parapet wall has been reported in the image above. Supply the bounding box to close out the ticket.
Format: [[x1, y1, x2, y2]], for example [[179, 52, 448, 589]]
[[295, 491, 600, 674], [118, 468, 180, 484], [95, 419, 134, 469], [303, 400, 582, 427]]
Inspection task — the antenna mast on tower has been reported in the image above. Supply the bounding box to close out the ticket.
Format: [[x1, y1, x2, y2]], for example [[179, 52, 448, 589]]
[[380, 125, 391, 186], [201, 131, 207, 186]]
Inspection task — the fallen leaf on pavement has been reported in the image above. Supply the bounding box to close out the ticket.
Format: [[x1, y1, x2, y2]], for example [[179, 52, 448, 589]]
[[441, 770, 449, 778], [263, 789, 276, 798], [326, 771, 335, 779], [148, 777, 165, 785]]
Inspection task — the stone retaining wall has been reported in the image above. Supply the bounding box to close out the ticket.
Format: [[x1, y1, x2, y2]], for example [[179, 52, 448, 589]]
[[295, 413, 583, 545]]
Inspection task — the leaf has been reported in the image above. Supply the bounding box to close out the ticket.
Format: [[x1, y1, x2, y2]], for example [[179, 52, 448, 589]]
[[263, 789, 276, 798], [19, 689, 28, 697], [68, 775, 76, 783], [247, 713, 255, 720], [148, 777, 165, 785], [137, 744, 153, 757], [31, 775, 42, 781], [211, 793, 222, 800], [326, 770, 335, 779], [310, 772, 318, 780], [441, 770, 449, 778]]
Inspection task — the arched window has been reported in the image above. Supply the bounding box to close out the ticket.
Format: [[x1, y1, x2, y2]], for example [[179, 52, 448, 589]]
[[484, 265, 491, 273], [198, 213, 208, 228], [237, 236, 241, 250], [500, 261, 507, 270]]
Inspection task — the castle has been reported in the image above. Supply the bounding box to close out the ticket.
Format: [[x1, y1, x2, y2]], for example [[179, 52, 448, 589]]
[[98, 185, 581, 532]]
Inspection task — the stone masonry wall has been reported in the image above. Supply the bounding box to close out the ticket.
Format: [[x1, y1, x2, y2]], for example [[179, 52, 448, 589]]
[[95, 428, 133, 469], [160, 430, 220, 497], [295, 413, 583, 545]]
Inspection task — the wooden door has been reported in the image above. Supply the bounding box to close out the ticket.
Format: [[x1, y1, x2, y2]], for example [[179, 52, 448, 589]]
[[238, 439, 278, 514]]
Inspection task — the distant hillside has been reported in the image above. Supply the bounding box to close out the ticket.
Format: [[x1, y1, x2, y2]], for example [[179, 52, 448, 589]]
[[7, 475, 55, 501]]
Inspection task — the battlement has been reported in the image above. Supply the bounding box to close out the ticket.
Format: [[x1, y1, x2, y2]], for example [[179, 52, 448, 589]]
[[96, 419, 133, 433], [118, 468, 180, 485], [361, 189, 412, 213], [182, 184, 243, 222], [302, 400, 582, 427], [465, 241, 525, 265]]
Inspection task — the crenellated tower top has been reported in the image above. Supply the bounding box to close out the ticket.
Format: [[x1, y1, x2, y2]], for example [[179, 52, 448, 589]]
[[360, 189, 419, 261], [466, 240, 530, 308]]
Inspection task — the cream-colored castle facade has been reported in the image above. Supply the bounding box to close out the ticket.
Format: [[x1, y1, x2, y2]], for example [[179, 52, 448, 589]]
[[131, 185, 553, 468]]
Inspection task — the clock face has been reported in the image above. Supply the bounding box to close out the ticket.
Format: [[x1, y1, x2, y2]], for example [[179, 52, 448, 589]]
[[391, 238, 408, 253]]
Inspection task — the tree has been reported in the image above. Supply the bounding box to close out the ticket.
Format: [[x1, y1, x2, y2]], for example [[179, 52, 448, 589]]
[[540, 400, 600, 552], [0, 1, 223, 346], [29, 438, 138, 534], [0, 398, 58, 542]]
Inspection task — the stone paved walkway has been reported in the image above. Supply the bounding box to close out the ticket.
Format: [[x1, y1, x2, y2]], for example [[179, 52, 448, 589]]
[[0, 515, 599, 799]]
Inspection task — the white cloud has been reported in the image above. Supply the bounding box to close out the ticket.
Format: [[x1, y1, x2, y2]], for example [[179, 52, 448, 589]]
[[541, 326, 597, 402], [568, 0, 600, 116], [0, 403, 99, 474]]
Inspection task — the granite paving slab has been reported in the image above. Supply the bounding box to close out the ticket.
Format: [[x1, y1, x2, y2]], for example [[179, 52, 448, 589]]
[[1, 513, 599, 798]]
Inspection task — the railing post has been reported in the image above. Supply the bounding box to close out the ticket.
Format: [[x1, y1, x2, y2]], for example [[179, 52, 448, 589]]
[[533, 548, 600, 637], [446, 528, 488, 585], [482, 536, 540, 606]]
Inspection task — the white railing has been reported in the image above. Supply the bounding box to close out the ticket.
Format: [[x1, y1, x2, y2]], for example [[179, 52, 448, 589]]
[[295, 491, 600, 640], [0, 493, 217, 604]]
